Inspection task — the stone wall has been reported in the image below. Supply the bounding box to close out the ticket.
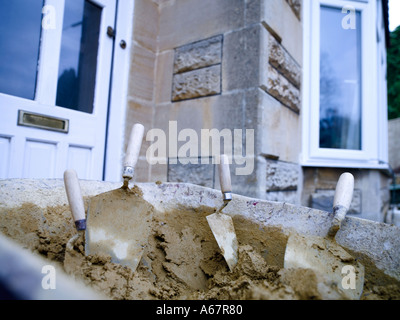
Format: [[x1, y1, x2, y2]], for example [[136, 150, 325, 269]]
[[172, 36, 222, 101], [257, 0, 302, 201], [260, 29, 301, 113], [265, 159, 300, 203], [124, 0, 391, 223], [124, 0, 303, 201], [302, 167, 391, 223], [124, 0, 159, 182]]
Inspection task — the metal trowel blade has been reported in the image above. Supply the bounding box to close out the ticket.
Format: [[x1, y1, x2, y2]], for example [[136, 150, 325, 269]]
[[85, 188, 153, 272], [284, 232, 364, 300], [206, 212, 238, 271]]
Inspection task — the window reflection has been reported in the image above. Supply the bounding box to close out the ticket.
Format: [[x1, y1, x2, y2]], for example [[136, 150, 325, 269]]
[[56, 0, 101, 114], [319, 6, 362, 150], [0, 0, 43, 100]]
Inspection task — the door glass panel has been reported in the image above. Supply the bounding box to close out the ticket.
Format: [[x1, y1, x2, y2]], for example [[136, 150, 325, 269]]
[[0, 0, 43, 100], [56, 0, 102, 113], [319, 6, 362, 150]]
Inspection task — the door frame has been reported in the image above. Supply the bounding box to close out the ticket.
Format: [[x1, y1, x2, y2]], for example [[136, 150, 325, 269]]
[[103, 0, 134, 182]]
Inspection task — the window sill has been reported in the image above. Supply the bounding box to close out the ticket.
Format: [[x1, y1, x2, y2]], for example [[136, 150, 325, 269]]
[[300, 158, 389, 170]]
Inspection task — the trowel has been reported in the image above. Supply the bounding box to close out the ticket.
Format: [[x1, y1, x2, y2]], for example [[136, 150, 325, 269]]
[[284, 172, 365, 299], [206, 154, 238, 271], [84, 123, 153, 272], [64, 169, 86, 256]]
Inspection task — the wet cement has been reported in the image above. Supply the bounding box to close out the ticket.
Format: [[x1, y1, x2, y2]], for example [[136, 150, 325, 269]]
[[1, 187, 399, 300]]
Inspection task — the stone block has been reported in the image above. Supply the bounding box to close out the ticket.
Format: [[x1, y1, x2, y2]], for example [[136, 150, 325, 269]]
[[265, 160, 299, 191], [243, 88, 265, 154], [310, 189, 362, 215], [266, 190, 298, 204], [166, 92, 245, 157], [172, 65, 221, 101], [222, 25, 261, 91], [259, 27, 301, 112], [380, 187, 390, 216], [253, 89, 301, 163], [260, 64, 300, 113], [133, 157, 151, 182], [149, 162, 168, 183], [210, 91, 244, 131], [167, 158, 215, 188], [133, 0, 159, 52], [310, 193, 332, 213], [125, 99, 154, 155], [357, 170, 386, 222], [173, 35, 222, 74], [158, 0, 244, 51], [260, 0, 302, 65], [128, 44, 157, 102], [169, 100, 207, 132], [147, 103, 171, 170], [245, 0, 262, 26], [267, 32, 301, 89], [153, 102, 172, 132], [155, 50, 175, 104]]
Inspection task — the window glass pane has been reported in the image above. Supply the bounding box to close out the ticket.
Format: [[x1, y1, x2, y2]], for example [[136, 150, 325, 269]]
[[319, 6, 362, 150], [56, 0, 101, 113], [0, 0, 43, 100]]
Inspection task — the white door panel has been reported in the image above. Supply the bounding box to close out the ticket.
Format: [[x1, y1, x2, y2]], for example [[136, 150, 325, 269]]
[[67, 145, 93, 180], [23, 140, 57, 178]]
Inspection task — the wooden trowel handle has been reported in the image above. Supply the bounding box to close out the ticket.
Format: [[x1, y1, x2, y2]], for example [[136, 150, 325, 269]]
[[328, 172, 354, 237], [123, 123, 145, 180], [333, 172, 354, 210], [64, 169, 86, 231], [219, 154, 232, 201]]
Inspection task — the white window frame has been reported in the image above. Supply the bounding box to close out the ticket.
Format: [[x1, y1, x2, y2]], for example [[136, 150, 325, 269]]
[[301, 0, 388, 169]]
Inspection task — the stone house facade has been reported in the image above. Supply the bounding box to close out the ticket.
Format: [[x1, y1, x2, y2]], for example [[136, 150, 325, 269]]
[[0, 0, 390, 223], [127, 0, 391, 222]]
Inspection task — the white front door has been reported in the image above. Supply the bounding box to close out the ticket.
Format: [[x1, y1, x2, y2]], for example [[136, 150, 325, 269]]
[[0, 0, 116, 180]]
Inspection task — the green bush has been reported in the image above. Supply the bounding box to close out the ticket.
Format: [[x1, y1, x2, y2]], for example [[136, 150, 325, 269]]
[[388, 26, 400, 120]]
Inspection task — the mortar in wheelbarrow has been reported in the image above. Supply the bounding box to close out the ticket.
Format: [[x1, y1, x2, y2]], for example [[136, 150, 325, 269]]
[[0, 179, 399, 300]]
